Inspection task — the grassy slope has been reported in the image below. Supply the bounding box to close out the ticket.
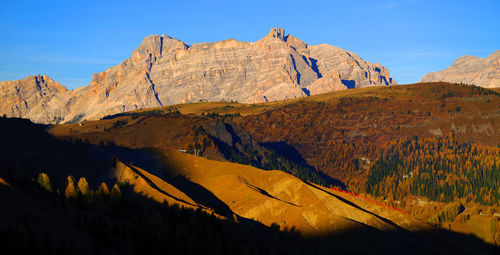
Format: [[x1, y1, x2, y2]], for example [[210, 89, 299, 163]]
[[19, 115, 428, 235], [46, 82, 500, 247], [49, 82, 500, 186], [106, 148, 498, 254], [156, 148, 426, 234], [99, 146, 427, 235]]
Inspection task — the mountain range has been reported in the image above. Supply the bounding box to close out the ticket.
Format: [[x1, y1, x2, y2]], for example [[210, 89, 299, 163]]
[[1, 28, 498, 126], [0, 28, 395, 123]]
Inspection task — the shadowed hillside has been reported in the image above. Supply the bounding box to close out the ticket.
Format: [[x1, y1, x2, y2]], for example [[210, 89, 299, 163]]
[[47, 82, 500, 246], [1, 116, 498, 254], [50, 82, 500, 190]]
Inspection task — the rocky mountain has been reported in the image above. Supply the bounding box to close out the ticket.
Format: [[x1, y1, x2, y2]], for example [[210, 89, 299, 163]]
[[421, 50, 500, 88], [0, 75, 67, 122], [0, 28, 396, 123]]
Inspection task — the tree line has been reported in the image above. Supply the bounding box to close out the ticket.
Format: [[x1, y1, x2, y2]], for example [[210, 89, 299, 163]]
[[366, 134, 500, 205]]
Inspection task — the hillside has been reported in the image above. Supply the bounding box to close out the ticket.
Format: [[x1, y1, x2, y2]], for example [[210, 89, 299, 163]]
[[233, 82, 500, 185], [0, 28, 395, 124], [1, 117, 497, 254], [47, 82, 500, 247], [50, 82, 500, 187]]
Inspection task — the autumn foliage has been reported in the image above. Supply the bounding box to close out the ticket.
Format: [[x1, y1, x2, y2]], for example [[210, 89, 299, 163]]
[[366, 134, 500, 205]]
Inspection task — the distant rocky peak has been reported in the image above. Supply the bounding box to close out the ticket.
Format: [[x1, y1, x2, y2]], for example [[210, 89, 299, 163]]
[[133, 35, 166, 58], [269, 27, 286, 41], [34, 74, 47, 82], [132, 34, 189, 61], [254, 27, 292, 48], [0, 28, 397, 123], [23, 74, 67, 92], [265, 28, 308, 51], [420, 49, 500, 88]]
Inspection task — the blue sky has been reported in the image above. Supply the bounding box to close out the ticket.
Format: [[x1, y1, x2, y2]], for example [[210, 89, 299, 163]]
[[1, 0, 499, 89]]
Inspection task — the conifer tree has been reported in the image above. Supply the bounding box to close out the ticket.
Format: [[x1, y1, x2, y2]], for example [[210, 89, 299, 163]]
[[77, 177, 90, 196], [65, 176, 77, 199], [36, 172, 53, 192], [111, 183, 122, 198], [98, 182, 110, 196]]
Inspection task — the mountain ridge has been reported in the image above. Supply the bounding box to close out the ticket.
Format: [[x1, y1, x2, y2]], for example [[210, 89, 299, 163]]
[[421, 50, 500, 88], [0, 28, 396, 123]]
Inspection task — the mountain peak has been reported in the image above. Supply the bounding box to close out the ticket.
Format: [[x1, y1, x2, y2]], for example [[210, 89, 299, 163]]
[[130, 34, 189, 63], [1, 74, 66, 91], [268, 27, 286, 41], [0, 29, 396, 123], [421, 49, 500, 88], [254, 27, 289, 47]]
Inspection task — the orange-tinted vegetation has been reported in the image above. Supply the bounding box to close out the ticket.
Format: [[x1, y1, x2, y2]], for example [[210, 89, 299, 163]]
[[234, 82, 500, 187], [2, 82, 499, 253], [366, 134, 500, 205]]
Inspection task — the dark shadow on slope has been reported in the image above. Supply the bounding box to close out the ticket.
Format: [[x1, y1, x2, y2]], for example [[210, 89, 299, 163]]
[[0, 117, 112, 187], [304, 181, 405, 231], [101, 146, 238, 219], [245, 182, 300, 207], [222, 122, 242, 146], [289, 54, 301, 84], [301, 88, 310, 96], [261, 141, 309, 166], [107, 147, 166, 178], [302, 226, 499, 255], [168, 175, 235, 218], [122, 162, 198, 207], [1, 117, 499, 254], [0, 117, 229, 218], [308, 57, 322, 78], [2, 178, 499, 255], [341, 79, 356, 89], [145, 72, 163, 106], [261, 141, 346, 189]]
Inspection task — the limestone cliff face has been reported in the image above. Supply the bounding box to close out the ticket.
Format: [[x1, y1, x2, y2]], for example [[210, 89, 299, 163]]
[[309, 44, 395, 88], [421, 50, 500, 88], [0, 75, 68, 123], [0, 28, 396, 123]]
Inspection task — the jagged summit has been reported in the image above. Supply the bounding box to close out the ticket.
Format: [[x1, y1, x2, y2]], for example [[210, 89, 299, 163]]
[[268, 27, 286, 40], [0, 28, 396, 123], [0, 74, 67, 122], [0, 74, 66, 90]]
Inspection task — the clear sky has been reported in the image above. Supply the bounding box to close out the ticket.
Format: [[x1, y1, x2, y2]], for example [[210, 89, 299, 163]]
[[1, 0, 499, 89]]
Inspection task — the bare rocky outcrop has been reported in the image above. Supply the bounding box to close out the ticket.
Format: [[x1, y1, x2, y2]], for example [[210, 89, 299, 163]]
[[0, 28, 396, 123], [0, 75, 68, 123], [421, 50, 500, 88], [309, 44, 395, 88]]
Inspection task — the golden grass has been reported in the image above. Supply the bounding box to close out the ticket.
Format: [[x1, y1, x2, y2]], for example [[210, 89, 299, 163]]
[[47, 82, 498, 237], [109, 147, 429, 235]]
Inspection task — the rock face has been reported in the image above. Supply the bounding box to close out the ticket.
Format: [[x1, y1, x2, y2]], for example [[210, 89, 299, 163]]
[[0, 28, 396, 123], [421, 50, 500, 88], [0, 75, 67, 123], [309, 44, 395, 88]]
